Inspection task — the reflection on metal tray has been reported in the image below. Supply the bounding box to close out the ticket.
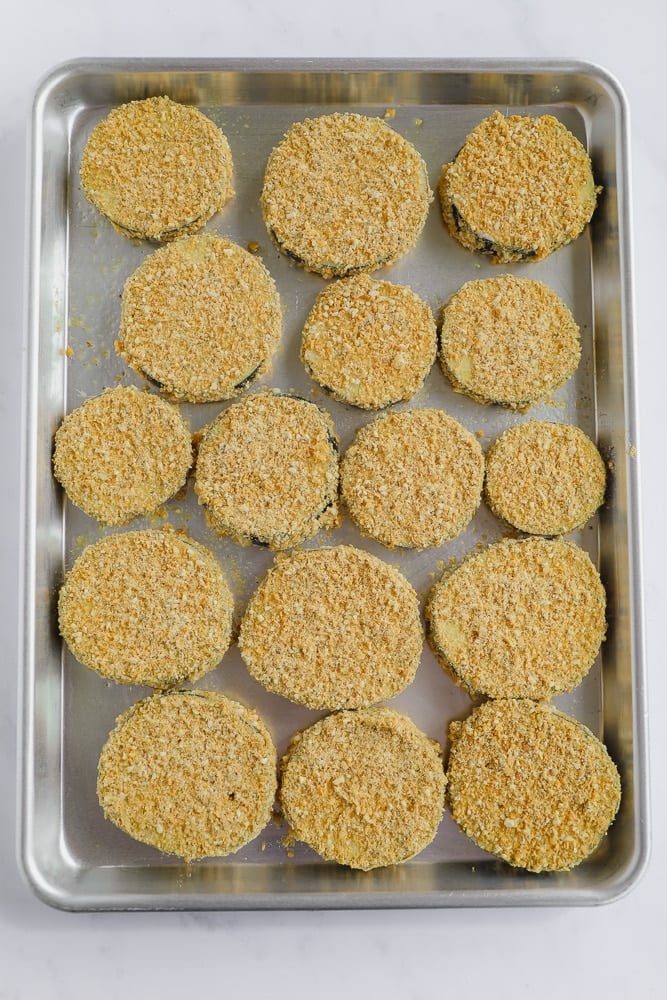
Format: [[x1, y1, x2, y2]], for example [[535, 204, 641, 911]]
[[19, 58, 649, 910]]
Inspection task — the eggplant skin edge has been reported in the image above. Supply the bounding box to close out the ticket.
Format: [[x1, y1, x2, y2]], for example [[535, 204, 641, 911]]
[[449, 203, 538, 262]]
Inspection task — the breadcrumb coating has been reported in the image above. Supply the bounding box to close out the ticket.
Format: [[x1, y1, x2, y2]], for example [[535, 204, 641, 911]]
[[440, 111, 600, 262], [426, 536, 606, 699], [53, 386, 192, 526], [239, 545, 423, 709], [261, 112, 432, 277], [484, 420, 607, 534], [446, 699, 621, 872], [439, 274, 581, 409], [97, 690, 277, 862], [340, 408, 484, 549], [280, 707, 446, 869], [80, 96, 233, 240], [117, 234, 282, 402], [194, 391, 340, 550], [301, 273, 436, 409], [59, 530, 234, 688]]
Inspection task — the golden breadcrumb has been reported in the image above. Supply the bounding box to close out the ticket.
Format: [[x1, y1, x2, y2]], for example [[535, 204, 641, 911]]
[[301, 273, 436, 409], [340, 408, 484, 549], [261, 112, 432, 277], [53, 386, 192, 526], [195, 391, 340, 550], [440, 111, 600, 262], [117, 234, 282, 402], [439, 274, 581, 409], [484, 420, 607, 534]]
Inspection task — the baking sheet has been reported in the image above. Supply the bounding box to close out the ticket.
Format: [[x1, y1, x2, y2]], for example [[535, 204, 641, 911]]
[[19, 58, 649, 909]]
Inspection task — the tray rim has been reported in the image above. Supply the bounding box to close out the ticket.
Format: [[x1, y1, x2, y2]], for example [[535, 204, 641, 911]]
[[17, 55, 651, 911]]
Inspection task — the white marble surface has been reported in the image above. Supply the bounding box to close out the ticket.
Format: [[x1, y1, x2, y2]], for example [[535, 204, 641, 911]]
[[2, 1, 665, 996]]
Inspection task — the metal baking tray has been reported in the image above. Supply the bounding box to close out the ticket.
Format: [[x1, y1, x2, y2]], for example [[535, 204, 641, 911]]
[[18, 58, 649, 910]]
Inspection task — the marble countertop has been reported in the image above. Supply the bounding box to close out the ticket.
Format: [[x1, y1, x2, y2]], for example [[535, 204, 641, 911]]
[[1, 1, 664, 996]]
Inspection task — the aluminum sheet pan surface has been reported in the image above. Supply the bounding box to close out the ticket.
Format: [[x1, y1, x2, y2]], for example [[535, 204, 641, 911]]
[[19, 58, 649, 910]]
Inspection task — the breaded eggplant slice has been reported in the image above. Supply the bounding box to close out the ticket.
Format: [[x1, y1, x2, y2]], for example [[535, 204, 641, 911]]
[[446, 699, 621, 872], [484, 420, 607, 535], [97, 690, 277, 862], [117, 234, 282, 403], [261, 112, 432, 278], [300, 273, 437, 409], [194, 391, 340, 550], [239, 545, 423, 709], [53, 385, 193, 526], [439, 111, 600, 263], [425, 536, 606, 700], [58, 529, 234, 688], [439, 274, 581, 409], [280, 707, 446, 870], [340, 408, 484, 550], [80, 95, 233, 241]]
